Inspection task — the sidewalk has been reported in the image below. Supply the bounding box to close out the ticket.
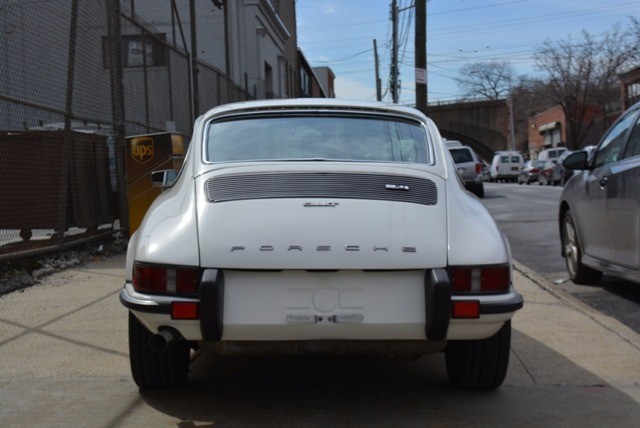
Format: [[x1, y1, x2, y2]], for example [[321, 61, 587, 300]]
[[510, 261, 640, 402], [0, 254, 639, 427]]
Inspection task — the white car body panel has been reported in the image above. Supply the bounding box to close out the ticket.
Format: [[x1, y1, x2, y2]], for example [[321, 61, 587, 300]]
[[195, 165, 447, 270]]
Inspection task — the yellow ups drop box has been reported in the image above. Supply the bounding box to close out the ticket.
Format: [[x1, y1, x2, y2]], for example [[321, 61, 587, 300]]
[[126, 132, 185, 234]]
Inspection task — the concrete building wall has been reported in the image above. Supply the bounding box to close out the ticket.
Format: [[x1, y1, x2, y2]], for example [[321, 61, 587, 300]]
[[312, 67, 335, 98], [272, 0, 298, 97], [242, 0, 290, 99], [128, 0, 294, 100], [121, 0, 227, 72]]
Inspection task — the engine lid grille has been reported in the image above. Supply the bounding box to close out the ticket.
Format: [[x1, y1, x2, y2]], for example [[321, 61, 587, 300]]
[[204, 172, 438, 205]]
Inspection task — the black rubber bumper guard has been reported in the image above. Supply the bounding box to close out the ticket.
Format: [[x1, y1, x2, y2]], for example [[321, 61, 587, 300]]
[[425, 268, 451, 340], [199, 269, 225, 341]]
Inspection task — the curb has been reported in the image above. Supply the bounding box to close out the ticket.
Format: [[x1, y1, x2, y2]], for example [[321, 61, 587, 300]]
[[512, 259, 640, 351]]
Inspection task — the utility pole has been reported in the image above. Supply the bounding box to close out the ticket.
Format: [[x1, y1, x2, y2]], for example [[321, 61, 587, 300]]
[[373, 39, 382, 101], [508, 78, 516, 151], [414, 0, 427, 112], [390, 0, 399, 103], [189, 0, 200, 116]]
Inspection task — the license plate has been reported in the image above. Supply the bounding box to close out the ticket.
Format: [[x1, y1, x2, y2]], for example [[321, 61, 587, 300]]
[[511, 166, 519, 171]]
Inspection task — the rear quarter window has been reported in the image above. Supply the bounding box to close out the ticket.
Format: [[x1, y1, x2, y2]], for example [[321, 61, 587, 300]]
[[449, 148, 473, 163]]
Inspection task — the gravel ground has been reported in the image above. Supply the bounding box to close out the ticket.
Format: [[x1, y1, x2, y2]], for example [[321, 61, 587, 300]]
[[0, 235, 127, 296]]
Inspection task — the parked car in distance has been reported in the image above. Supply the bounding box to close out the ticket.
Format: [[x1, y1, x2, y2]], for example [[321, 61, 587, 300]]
[[517, 159, 546, 185], [119, 99, 523, 391], [490, 151, 524, 182], [538, 159, 562, 186], [538, 147, 568, 162], [481, 161, 491, 182], [444, 139, 463, 148], [559, 101, 640, 285], [448, 145, 484, 197]]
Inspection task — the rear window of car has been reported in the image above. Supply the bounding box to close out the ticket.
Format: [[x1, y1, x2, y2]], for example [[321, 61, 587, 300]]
[[500, 156, 509, 162], [205, 115, 432, 164], [511, 156, 521, 162], [449, 148, 473, 163]]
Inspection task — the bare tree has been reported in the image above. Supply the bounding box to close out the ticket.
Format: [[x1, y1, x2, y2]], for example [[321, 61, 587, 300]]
[[456, 61, 515, 100], [510, 77, 556, 153], [533, 26, 636, 150], [630, 14, 640, 50]]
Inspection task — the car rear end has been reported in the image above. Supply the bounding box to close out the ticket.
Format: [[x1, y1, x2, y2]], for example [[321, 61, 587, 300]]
[[120, 99, 522, 391]]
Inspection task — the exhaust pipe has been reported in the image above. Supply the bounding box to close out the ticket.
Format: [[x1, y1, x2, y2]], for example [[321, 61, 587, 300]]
[[148, 328, 183, 353]]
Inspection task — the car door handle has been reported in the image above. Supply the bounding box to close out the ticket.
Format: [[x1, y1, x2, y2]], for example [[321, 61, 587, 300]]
[[599, 176, 608, 188]]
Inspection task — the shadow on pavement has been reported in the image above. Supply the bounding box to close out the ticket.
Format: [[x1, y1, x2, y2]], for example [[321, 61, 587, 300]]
[[139, 330, 640, 427]]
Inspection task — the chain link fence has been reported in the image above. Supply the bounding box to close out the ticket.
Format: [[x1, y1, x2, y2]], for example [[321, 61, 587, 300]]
[[0, 0, 251, 261]]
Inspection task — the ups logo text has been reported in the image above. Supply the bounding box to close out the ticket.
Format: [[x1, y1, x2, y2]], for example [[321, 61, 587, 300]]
[[131, 137, 154, 164]]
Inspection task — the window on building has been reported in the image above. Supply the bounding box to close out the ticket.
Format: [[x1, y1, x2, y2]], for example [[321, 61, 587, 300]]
[[627, 82, 640, 106], [300, 69, 311, 97], [103, 33, 167, 69], [265, 62, 274, 99]]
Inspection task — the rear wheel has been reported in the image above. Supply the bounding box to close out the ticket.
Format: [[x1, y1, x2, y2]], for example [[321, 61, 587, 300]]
[[445, 321, 511, 391], [561, 210, 602, 284], [474, 183, 485, 198], [128, 312, 190, 389]]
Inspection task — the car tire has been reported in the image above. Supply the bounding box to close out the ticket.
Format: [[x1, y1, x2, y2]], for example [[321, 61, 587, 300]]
[[561, 210, 602, 285], [475, 183, 485, 198], [445, 321, 511, 391], [128, 312, 190, 389]]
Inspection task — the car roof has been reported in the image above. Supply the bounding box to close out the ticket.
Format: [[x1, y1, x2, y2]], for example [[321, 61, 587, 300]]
[[201, 98, 430, 124]]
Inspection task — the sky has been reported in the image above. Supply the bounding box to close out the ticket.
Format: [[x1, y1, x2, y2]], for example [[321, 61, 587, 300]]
[[295, 0, 639, 105]]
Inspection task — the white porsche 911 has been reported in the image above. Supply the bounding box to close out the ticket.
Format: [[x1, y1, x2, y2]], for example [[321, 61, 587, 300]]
[[120, 99, 523, 391]]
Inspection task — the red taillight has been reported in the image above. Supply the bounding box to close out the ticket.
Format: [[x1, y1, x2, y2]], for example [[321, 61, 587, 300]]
[[531, 168, 539, 174], [171, 301, 199, 319], [450, 265, 510, 293], [133, 264, 166, 293], [452, 301, 480, 318], [475, 163, 482, 174], [451, 267, 473, 292], [133, 263, 199, 294], [481, 266, 511, 292]]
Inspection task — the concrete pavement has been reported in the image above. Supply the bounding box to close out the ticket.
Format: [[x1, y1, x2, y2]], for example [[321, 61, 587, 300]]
[[0, 254, 639, 427]]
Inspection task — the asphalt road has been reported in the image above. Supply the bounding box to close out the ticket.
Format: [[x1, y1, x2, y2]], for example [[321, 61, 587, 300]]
[[481, 182, 640, 334]]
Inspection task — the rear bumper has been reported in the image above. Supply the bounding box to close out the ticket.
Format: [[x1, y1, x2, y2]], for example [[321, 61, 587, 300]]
[[120, 268, 523, 342]]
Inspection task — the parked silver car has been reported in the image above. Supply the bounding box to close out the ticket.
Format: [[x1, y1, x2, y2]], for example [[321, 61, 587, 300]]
[[517, 159, 545, 185], [448, 145, 484, 197], [559, 102, 640, 284]]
